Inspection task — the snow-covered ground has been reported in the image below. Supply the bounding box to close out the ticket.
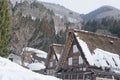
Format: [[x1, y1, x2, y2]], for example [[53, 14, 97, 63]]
[[31, 16, 36, 21], [68, 17, 78, 23], [7, 53, 21, 65], [0, 57, 60, 80], [55, 14, 63, 19], [27, 62, 45, 70]]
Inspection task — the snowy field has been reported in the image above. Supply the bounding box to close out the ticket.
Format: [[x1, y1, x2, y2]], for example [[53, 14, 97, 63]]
[[0, 57, 60, 80]]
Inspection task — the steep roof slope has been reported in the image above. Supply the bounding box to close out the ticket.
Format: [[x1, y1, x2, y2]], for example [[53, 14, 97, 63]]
[[74, 30, 120, 71], [74, 30, 120, 54]]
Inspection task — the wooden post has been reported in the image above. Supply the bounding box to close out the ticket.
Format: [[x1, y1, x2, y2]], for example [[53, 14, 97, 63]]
[[68, 74, 70, 80], [63, 74, 65, 80], [77, 73, 79, 80], [112, 76, 115, 80], [70, 74, 71, 80]]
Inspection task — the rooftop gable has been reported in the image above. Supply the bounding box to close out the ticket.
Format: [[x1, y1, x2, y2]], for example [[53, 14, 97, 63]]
[[47, 44, 64, 61], [52, 44, 64, 60]]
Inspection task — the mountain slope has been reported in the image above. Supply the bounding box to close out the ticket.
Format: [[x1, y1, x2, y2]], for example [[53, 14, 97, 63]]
[[10, 1, 56, 54], [9, 0, 83, 55], [10, 0, 82, 33], [41, 2, 82, 22], [40, 1, 82, 33], [82, 5, 120, 21]]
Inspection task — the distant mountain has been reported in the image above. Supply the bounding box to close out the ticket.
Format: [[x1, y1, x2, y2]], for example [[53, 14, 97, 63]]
[[40, 2, 83, 22], [10, 0, 82, 22], [82, 6, 120, 38], [10, 0, 82, 33], [39, 1, 82, 33], [82, 6, 120, 21]]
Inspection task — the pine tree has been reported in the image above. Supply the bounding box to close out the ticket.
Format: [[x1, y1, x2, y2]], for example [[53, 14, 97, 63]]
[[0, 0, 11, 57]]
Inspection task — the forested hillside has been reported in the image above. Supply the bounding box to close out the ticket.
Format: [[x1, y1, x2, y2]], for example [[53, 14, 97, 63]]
[[10, 1, 56, 54], [83, 18, 120, 38]]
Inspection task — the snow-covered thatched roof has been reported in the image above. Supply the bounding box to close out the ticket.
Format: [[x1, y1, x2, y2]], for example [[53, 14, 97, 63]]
[[22, 47, 47, 58], [21, 47, 47, 70], [58, 29, 120, 74], [74, 29, 120, 73]]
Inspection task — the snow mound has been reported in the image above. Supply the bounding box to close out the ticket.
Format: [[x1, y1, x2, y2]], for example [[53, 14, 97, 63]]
[[7, 53, 21, 65], [27, 62, 45, 70], [0, 57, 60, 80]]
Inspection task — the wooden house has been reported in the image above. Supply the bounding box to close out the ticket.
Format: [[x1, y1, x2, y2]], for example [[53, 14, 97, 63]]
[[56, 29, 120, 80], [46, 44, 64, 76]]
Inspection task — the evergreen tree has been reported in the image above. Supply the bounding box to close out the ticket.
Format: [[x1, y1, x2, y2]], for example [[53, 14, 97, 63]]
[[0, 0, 11, 57], [56, 30, 66, 44]]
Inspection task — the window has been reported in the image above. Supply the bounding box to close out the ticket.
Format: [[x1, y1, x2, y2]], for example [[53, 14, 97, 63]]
[[79, 56, 83, 64], [68, 57, 72, 65], [50, 62, 53, 67], [73, 45, 78, 53], [83, 68, 86, 71]]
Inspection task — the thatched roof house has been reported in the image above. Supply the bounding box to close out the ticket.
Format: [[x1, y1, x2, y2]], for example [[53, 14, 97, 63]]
[[56, 29, 120, 80]]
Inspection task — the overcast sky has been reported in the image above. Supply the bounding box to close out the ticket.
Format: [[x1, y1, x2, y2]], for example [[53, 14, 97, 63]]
[[38, 0, 120, 14]]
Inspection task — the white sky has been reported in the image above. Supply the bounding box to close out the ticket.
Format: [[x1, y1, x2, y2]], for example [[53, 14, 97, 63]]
[[38, 0, 120, 14]]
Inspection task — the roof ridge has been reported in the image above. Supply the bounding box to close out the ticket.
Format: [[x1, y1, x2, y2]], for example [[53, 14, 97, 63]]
[[70, 29, 120, 40]]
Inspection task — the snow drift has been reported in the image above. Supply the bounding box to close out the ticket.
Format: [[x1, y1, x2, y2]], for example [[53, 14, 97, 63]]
[[0, 57, 60, 80]]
